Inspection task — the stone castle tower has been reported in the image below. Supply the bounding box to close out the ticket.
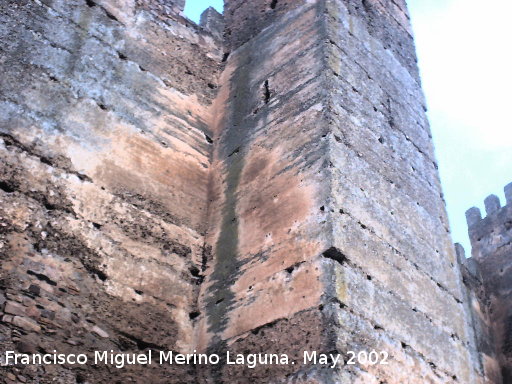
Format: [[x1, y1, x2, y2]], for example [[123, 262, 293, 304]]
[[461, 184, 512, 384], [0, 0, 506, 382]]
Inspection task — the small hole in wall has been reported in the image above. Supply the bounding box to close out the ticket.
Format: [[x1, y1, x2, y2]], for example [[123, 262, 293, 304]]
[[118, 51, 127, 60], [0, 181, 15, 193], [190, 267, 204, 285], [43, 201, 57, 211], [378, 136, 385, 144], [189, 311, 200, 320], [92, 222, 102, 229], [222, 52, 230, 62], [215, 298, 224, 305], [322, 247, 346, 266], [105, 10, 119, 22], [228, 147, 240, 157], [95, 270, 108, 281], [263, 80, 271, 104], [85, 0, 96, 7], [320, 206, 325, 212], [134, 289, 143, 295], [270, 0, 278, 9]]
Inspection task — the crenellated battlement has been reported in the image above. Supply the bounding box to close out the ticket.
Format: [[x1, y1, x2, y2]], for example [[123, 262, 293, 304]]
[[465, 182, 512, 229], [463, 181, 512, 381]]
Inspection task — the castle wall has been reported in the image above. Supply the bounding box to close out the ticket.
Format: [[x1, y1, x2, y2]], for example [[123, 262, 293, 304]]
[[200, 0, 483, 382], [0, 0, 492, 383], [0, 1, 223, 382], [466, 183, 512, 383], [198, 2, 333, 381], [458, 244, 502, 383]]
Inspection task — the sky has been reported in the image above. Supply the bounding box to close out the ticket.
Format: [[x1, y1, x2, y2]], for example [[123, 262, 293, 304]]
[[407, 0, 512, 254], [183, 1, 512, 255], [183, 0, 223, 23]]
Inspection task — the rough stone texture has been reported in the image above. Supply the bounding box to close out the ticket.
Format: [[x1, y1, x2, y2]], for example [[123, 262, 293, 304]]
[[200, 7, 224, 41], [198, 0, 482, 383], [465, 184, 512, 383], [458, 244, 502, 384], [0, 0, 489, 383], [0, 0, 222, 382]]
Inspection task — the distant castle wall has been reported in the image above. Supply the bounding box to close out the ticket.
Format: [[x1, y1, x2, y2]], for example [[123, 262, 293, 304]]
[[463, 183, 512, 383]]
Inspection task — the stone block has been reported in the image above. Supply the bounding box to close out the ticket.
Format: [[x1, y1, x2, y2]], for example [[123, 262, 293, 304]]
[[484, 194, 501, 215], [12, 316, 41, 333], [4, 301, 26, 317]]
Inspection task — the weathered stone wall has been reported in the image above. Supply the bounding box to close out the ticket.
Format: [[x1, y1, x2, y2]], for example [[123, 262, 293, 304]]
[[465, 183, 512, 383], [326, 0, 481, 381], [0, 0, 223, 382], [0, 0, 491, 383], [198, 2, 334, 381], [199, 0, 483, 382], [458, 244, 502, 384]]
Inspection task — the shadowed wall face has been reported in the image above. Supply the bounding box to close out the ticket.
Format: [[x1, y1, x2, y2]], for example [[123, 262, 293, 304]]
[[198, 1, 334, 381], [466, 186, 512, 383], [0, 0, 222, 382]]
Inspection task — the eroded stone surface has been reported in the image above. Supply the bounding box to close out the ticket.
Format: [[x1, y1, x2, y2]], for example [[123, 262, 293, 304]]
[[464, 187, 512, 383], [0, 0, 488, 383], [198, 0, 483, 383], [0, 0, 222, 382]]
